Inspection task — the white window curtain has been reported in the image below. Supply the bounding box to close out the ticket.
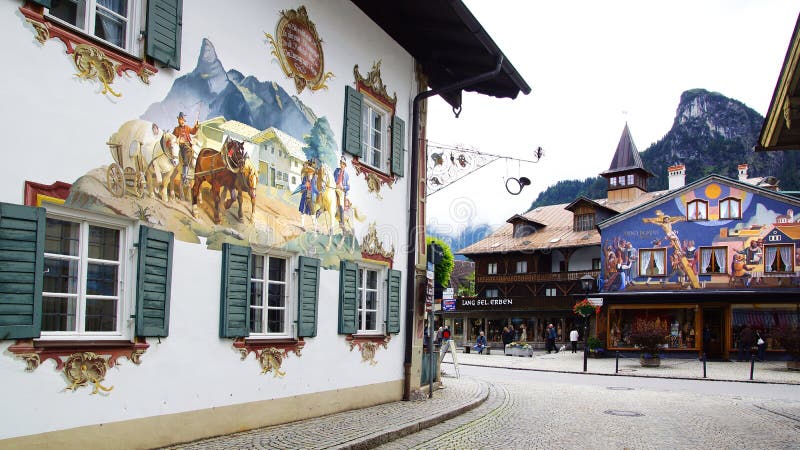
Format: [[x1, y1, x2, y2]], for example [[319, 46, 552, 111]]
[[653, 251, 665, 274], [731, 201, 740, 218], [701, 248, 712, 273], [765, 246, 778, 272], [720, 201, 729, 219], [688, 202, 697, 219], [714, 248, 726, 273], [640, 251, 652, 275], [780, 246, 793, 271]]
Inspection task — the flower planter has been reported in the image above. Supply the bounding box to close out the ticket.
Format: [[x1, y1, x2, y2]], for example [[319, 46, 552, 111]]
[[505, 347, 533, 357], [788, 360, 800, 371], [639, 356, 661, 367]]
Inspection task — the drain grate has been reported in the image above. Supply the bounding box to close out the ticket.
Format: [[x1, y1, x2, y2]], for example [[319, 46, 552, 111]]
[[606, 386, 635, 391], [617, 368, 637, 372], [604, 410, 644, 417]]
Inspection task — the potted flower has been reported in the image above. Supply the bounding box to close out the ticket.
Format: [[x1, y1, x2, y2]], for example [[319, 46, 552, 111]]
[[573, 299, 600, 318], [587, 336, 604, 358], [505, 341, 533, 357], [774, 325, 800, 371], [629, 318, 667, 367]]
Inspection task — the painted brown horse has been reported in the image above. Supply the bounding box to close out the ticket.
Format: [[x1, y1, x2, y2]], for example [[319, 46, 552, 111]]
[[191, 138, 247, 224]]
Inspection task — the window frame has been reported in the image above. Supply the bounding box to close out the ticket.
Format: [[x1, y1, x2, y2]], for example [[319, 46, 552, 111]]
[[487, 262, 497, 275], [718, 197, 741, 220], [687, 199, 709, 221], [248, 250, 296, 339], [638, 248, 668, 277], [574, 213, 595, 232], [360, 95, 390, 173], [40, 205, 135, 341], [355, 262, 387, 335], [698, 246, 728, 275], [485, 287, 499, 298], [44, 0, 144, 58], [764, 243, 795, 273], [516, 261, 527, 274], [545, 287, 556, 297]]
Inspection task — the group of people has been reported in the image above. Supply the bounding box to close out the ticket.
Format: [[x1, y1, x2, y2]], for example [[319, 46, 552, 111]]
[[737, 325, 768, 361]]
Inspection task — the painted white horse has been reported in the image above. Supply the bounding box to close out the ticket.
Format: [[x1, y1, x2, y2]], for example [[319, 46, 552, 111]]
[[141, 125, 182, 202]]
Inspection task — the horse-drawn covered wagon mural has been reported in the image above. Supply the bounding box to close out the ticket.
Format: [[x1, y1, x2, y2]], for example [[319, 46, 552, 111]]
[[63, 37, 388, 269]]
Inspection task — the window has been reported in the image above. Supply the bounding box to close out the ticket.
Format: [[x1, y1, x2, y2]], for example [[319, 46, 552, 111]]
[[357, 267, 383, 333], [719, 198, 741, 219], [699, 246, 727, 274], [487, 262, 497, 275], [361, 97, 389, 172], [610, 177, 617, 187], [485, 288, 499, 298], [513, 222, 535, 238], [627, 174, 634, 185], [592, 258, 601, 270], [574, 213, 595, 231], [638, 248, 667, 276], [545, 287, 556, 296], [516, 261, 527, 273], [250, 254, 293, 336], [764, 244, 794, 273], [618, 176, 626, 186], [42, 214, 129, 338], [46, 0, 142, 55], [687, 200, 708, 221]]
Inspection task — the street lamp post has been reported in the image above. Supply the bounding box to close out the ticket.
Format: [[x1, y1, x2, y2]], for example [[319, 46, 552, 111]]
[[580, 274, 596, 373]]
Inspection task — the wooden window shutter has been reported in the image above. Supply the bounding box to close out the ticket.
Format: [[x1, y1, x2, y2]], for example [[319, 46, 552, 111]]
[[135, 226, 173, 337], [337, 260, 358, 334], [391, 116, 405, 177], [385, 269, 401, 334], [342, 86, 363, 157], [296, 256, 320, 338], [219, 243, 251, 338], [146, 0, 183, 70], [0, 203, 45, 340]]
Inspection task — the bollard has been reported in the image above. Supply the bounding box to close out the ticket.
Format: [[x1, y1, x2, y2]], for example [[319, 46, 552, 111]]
[[750, 356, 755, 381], [615, 351, 619, 374], [702, 353, 707, 378]]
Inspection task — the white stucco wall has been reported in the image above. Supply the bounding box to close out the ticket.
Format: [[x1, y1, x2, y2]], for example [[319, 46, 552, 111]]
[[0, 0, 414, 440]]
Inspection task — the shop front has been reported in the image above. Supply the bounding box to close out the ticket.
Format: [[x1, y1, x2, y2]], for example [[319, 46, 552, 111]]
[[441, 295, 587, 349]]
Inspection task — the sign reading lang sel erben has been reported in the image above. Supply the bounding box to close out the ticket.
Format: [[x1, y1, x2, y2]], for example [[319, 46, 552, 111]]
[[454, 296, 570, 311], [266, 6, 334, 94]]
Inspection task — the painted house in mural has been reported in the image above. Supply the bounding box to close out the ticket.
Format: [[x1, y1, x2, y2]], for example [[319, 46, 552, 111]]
[[597, 169, 800, 361], [0, 0, 529, 448]]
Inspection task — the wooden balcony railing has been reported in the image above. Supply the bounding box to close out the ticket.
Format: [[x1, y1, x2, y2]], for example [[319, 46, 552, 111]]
[[476, 269, 601, 284]]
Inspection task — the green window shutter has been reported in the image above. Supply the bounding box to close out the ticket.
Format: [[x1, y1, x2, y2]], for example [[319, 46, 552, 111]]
[[391, 116, 405, 177], [0, 203, 44, 340], [342, 86, 363, 157], [219, 243, 251, 338], [30, 0, 52, 8], [135, 226, 173, 337], [146, 0, 183, 70], [386, 269, 402, 334], [338, 260, 358, 334], [297, 256, 320, 338]]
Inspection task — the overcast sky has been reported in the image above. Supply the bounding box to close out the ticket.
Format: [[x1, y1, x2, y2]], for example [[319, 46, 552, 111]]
[[425, 0, 799, 237]]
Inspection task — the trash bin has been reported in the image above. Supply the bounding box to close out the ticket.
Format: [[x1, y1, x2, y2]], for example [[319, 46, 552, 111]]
[[464, 345, 470, 354]]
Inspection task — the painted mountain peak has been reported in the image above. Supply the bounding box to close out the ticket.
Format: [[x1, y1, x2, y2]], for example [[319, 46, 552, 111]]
[[142, 38, 322, 143]]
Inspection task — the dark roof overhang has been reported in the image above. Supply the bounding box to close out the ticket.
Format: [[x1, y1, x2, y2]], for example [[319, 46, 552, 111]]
[[757, 13, 800, 152], [600, 289, 800, 303], [506, 214, 545, 227], [350, 0, 531, 109], [564, 196, 618, 215]]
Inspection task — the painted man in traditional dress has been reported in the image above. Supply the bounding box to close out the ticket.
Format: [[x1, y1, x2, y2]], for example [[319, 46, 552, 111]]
[[173, 112, 199, 193], [333, 157, 350, 227], [295, 160, 318, 229]]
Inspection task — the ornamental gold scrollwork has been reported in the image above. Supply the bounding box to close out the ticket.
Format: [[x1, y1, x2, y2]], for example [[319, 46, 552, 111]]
[[348, 335, 390, 366], [361, 222, 395, 261], [18, 353, 40, 372], [258, 348, 287, 377], [25, 18, 49, 43], [354, 61, 397, 108], [64, 352, 114, 395], [233, 339, 304, 376], [73, 43, 121, 98], [265, 6, 334, 94]]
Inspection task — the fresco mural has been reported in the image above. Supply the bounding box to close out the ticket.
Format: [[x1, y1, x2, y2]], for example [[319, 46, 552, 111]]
[[601, 179, 800, 292], [62, 37, 384, 269]]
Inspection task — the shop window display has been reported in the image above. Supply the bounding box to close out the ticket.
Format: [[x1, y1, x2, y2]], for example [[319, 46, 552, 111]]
[[608, 308, 697, 349], [731, 305, 799, 350]]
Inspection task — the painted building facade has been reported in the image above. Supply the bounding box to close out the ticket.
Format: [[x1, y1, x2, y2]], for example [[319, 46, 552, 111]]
[[0, 1, 529, 447]]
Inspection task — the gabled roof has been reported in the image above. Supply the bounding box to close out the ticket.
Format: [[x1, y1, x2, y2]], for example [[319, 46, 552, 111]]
[[564, 196, 618, 215], [218, 120, 261, 140], [253, 127, 306, 161], [350, 0, 531, 109], [596, 174, 800, 230], [599, 124, 653, 177], [757, 13, 800, 151]]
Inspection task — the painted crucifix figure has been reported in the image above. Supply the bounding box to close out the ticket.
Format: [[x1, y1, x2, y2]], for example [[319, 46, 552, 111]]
[[642, 210, 700, 288]]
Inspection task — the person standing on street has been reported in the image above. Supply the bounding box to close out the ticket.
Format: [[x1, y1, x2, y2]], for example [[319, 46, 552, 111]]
[[545, 323, 556, 354], [756, 330, 767, 361], [570, 328, 579, 353], [738, 325, 755, 361], [502, 326, 514, 353]]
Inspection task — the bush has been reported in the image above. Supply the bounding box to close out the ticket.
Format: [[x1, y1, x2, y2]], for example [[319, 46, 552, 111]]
[[629, 319, 668, 357], [587, 336, 603, 351], [774, 325, 800, 361]]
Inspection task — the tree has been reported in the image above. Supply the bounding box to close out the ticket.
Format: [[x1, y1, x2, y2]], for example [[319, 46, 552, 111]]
[[425, 236, 454, 287], [302, 117, 338, 168], [456, 271, 476, 297]]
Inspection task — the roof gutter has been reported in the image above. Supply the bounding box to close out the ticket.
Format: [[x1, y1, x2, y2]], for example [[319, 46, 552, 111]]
[[403, 55, 505, 400]]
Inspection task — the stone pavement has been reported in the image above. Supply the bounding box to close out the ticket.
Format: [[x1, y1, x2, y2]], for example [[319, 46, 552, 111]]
[[163, 351, 799, 449]]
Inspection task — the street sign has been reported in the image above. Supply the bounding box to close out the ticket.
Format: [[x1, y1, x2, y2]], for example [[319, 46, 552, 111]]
[[426, 268, 434, 312], [443, 288, 454, 300], [442, 299, 456, 311], [588, 297, 604, 307]]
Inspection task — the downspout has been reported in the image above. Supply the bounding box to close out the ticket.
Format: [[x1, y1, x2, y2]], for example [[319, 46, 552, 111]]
[[403, 55, 505, 400]]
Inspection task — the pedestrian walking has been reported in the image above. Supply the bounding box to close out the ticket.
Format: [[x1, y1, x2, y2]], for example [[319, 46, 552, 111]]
[[737, 325, 754, 361], [435, 326, 443, 347], [442, 326, 451, 341], [570, 328, 579, 353], [502, 326, 514, 353], [545, 323, 558, 353], [756, 330, 767, 361]]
